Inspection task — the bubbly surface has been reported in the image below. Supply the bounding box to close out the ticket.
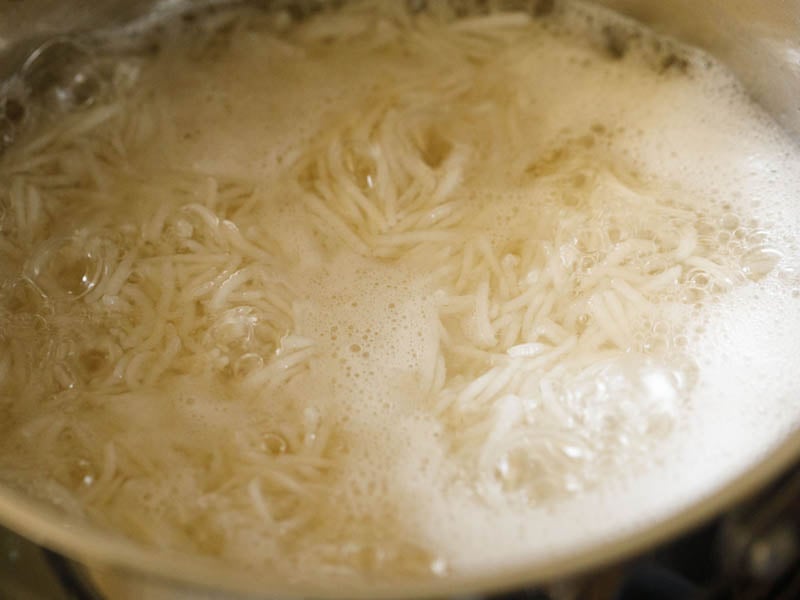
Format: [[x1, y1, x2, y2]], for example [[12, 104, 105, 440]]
[[1, 0, 799, 585]]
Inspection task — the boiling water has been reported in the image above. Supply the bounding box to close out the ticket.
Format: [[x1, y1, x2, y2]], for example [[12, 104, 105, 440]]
[[1, 0, 800, 584]]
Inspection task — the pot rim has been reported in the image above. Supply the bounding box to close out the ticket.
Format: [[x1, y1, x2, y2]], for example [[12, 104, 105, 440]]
[[0, 429, 798, 599]]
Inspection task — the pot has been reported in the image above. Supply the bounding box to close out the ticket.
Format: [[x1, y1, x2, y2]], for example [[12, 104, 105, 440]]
[[0, 1, 799, 598]]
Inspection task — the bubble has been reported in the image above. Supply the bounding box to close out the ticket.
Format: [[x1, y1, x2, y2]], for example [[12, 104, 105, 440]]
[[741, 247, 782, 282], [69, 458, 96, 489], [233, 352, 264, 377], [24, 234, 105, 300], [20, 38, 105, 112], [53, 69, 104, 110], [212, 307, 258, 347], [260, 432, 288, 455]]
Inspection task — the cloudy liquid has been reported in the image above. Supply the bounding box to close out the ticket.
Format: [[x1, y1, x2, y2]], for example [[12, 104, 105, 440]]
[[1, 0, 800, 585]]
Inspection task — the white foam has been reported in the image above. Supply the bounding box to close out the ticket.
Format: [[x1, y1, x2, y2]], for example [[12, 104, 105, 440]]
[[245, 0, 800, 572]]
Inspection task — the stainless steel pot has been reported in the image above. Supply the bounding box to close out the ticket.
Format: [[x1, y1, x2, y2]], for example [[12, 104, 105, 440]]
[[0, 1, 799, 598]]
